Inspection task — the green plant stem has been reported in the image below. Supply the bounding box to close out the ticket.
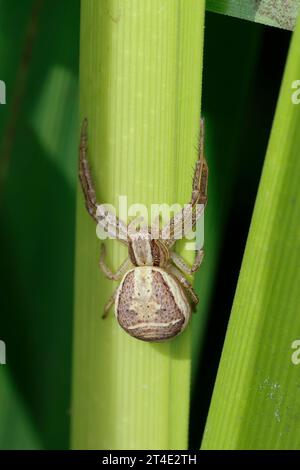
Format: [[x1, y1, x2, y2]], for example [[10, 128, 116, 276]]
[[202, 12, 300, 450], [72, 0, 205, 450]]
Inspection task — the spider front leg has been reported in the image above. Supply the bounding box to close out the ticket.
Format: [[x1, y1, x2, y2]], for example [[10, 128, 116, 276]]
[[99, 244, 131, 281], [162, 118, 208, 247], [170, 249, 204, 275], [191, 118, 208, 206], [79, 118, 128, 243], [79, 118, 98, 222], [169, 265, 199, 310]]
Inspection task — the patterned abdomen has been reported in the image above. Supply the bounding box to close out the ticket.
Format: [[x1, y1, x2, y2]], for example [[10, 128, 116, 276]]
[[115, 266, 191, 342]]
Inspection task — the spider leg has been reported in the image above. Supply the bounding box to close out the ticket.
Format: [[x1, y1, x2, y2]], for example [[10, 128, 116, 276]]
[[99, 244, 131, 281], [169, 264, 199, 310], [192, 118, 208, 206], [170, 249, 204, 275], [79, 118, 128, 243], [162, 118, 208, 247], [79, 118, 98, 221], [102, 286, 118, 319]]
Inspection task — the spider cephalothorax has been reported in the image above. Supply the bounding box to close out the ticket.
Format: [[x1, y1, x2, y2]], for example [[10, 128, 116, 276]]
[[128, 235, 169, 268], [79, 118, 208, 342]]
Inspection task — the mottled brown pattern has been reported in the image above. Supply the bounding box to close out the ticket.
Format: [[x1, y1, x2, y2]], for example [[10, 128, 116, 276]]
[[150, 240, 160, 266], [126, 322, 185, 342], [116, 269, 186, 341]]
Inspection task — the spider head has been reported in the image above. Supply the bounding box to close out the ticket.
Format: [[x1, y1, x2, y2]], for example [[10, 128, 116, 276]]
[[128, 233, 169, 268]]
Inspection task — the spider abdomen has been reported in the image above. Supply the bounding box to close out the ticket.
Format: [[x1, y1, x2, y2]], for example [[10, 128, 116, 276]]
[[115, 266, 191, 342]]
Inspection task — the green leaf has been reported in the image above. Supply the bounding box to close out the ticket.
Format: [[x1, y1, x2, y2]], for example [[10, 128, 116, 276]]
[[202, 11, 300, 450]]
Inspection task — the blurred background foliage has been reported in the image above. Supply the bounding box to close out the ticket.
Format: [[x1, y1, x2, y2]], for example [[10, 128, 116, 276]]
[[0, 0, 80, 449], [0, 0, 291, 449]]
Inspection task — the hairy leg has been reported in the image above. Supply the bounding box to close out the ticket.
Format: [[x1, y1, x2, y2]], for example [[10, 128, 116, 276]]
[[170, 249, 204, 275], [102, 287, 118, 319], [79, 118, 128, 243], [169, 264, 199, 309], [79, 118, 98, 221], [99, 244, 131, 281], [162, 118, 208, 247]]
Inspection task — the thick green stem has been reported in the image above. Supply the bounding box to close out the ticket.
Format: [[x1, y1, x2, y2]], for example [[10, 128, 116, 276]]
[[72, 0, 205, 450]]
